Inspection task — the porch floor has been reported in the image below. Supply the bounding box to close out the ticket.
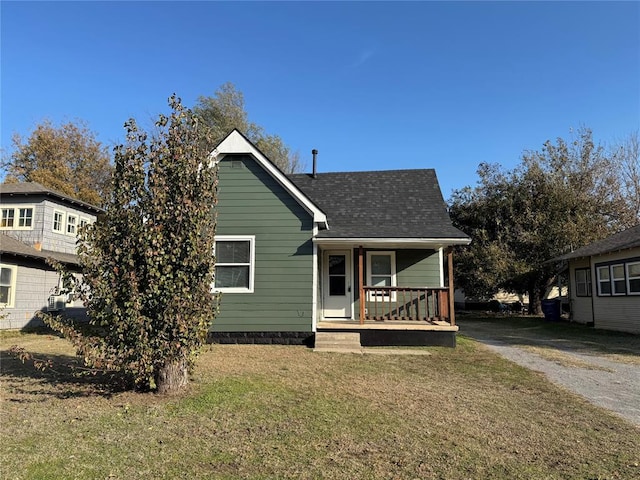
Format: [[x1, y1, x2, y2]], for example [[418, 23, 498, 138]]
[[317, 320, 458, 332]]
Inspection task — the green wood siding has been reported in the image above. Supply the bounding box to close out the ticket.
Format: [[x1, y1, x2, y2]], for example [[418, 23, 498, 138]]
[[354, 249, 441, 319], [213, 155, 314, 332]]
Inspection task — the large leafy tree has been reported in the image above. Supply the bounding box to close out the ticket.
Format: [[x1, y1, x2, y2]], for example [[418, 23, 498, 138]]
[[3, 120, 112, 206], [44, 95, 218, 393], [194, 82, 304, 173], [450, 128, 631, 313]]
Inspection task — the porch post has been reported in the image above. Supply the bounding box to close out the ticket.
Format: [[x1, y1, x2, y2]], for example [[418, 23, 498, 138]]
[[359, 245, 365, 325], [447, 247, 455, 326]]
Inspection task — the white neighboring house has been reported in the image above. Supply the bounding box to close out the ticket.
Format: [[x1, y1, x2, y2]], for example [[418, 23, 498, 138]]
[[551, 225, 640, 334], [0, 182, 103, 329]]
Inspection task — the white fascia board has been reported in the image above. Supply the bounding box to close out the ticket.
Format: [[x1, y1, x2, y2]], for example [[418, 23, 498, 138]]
[[313, 237, 471, 248], [210, 130, 328, 228]]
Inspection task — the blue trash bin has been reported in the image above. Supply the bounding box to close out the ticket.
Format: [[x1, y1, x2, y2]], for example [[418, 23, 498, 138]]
[[541, 299, 561, 321]]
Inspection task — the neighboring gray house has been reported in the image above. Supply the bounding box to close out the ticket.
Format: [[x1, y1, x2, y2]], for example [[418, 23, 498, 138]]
[[0, 182, 102, 329], [551, 225, 640, 334], [210, 130, 471, 346]]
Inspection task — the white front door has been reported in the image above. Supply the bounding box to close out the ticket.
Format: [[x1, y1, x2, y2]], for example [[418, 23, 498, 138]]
[[323, 250, 352, 318]]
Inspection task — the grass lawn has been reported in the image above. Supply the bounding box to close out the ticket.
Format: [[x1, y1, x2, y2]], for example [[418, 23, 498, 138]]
[[1, 330, 639, 479]]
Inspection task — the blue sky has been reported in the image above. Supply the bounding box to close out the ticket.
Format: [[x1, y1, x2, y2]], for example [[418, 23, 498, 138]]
[[2, 1, 639, 199]]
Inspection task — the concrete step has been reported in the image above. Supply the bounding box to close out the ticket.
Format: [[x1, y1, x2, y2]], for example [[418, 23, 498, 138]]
[[314, 332, 363, 353]]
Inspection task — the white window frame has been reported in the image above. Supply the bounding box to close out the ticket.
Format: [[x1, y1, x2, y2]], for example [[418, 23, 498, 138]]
[[79, 217, 90, 230], [1, 208, 15, 228], [611, 263, 627, 295], [574, 268, 591, 297], [213, 235, 255, 294], [66, 214, 78, 235], [17, 207, 34, 229], [366, 251, 397, 300], [53, 210, 65, 233], [0, 264, 17, 308], [596, 265, 611, 296], [626, 261, 640, 295]]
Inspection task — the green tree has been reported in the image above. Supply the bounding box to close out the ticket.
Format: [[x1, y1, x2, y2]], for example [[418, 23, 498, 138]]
[[3, 120, 112, 206], [450, 128, 628, 313], [43, 95, 218, 393], [194, 82, 304, 173]]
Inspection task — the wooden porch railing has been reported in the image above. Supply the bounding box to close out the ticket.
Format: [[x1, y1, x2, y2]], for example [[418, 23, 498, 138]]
[[362, 287, 451, 324]]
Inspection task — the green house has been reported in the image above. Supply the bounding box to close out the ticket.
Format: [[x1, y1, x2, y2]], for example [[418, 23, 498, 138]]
[[210, 130, 471, 347]]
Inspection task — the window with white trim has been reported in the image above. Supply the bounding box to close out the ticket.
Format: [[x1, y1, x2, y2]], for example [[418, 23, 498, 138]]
[[66, 214, 78, 235], [574, 268, 591, 297], [626, 262, 640, 295], [53, 210, 65, 233], [366, 251, 397, 299], [214, 236, 255, 293], [596, 266, 611, 295], [1, 208, 15, 228], [611, 264, 626, 295], [18, 208, 33, 228], [0, 264, 17, 308], [79, 217, 90, 230]]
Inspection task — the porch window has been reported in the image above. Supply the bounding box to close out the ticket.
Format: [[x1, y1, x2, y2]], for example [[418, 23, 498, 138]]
[[214, 236, 255, 293], [574, 268, 591, 297], [53, 211, 65, 233], [596, 266, 611, 296], [611, 264, 626, 295], [0, 264, 17, 308], [366, 252, 396, 299], [626, 262, 640, 295]]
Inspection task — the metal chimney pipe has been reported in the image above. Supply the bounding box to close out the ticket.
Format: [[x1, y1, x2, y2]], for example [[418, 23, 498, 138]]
[[312, 149, 318, 178]]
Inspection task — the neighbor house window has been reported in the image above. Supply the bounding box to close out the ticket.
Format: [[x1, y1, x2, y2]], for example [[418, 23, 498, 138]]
[[596, 266, 611, 296], [79, 218, 90, 230], [611, 264, 626, 295], [626, 262, 640, 295], [66, 214, 78, 235], [53, 210, 65, 233], [1, 206, 34, 229], [0, 264, 17, 308], [366, 251, 397, 299], [1, 208, 14, 228], [18, 208, 33, 228], [214, 236, 255, 293], [574, 268, 591, 297]]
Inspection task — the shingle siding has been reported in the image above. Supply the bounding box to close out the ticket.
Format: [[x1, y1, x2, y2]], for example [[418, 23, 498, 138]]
[[213, 155, 315, 332]]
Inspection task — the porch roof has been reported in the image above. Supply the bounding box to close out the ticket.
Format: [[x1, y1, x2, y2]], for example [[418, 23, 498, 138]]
[[289, 169, 470, 242]]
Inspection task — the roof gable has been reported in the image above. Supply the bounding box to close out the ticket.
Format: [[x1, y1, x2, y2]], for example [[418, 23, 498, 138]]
[[289, 169, 470, 242], [211, 130, 327, 227]]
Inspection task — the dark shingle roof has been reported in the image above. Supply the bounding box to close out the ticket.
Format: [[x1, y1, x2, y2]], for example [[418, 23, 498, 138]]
[[553, 224, 640, 261], [0, 234, 80, 265], [1, 182, 103, 213], [288, 169, 469, 240]]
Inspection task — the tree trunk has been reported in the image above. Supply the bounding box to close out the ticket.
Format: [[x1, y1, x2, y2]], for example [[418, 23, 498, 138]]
[[155, 357, 188, 394]]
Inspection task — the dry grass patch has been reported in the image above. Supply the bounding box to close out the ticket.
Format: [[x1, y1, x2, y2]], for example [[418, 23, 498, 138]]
[[1, 333, 639, 479], [519, 345, 615, 371]]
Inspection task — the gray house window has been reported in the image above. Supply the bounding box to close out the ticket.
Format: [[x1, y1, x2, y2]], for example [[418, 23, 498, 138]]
[[0, 264, 16, 307]]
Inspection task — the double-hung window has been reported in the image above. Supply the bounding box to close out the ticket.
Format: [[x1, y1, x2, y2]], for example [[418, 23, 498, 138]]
[[596, 266, 611, 296], [1, 208, 15, 228], [214, 236, 255, 293], [611, 264, 626, 295], [66, 214, 78, 235], [626, 262, 640, 295], [0, 264, 17, 308], [53, 211, 65, 233], [574, 268, 591, 297], [366, 251, 397, 300], [18, 208, 33, 228]]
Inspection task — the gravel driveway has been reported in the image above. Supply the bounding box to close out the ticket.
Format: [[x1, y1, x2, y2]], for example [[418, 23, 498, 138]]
[[456, 318, 640, 427]]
